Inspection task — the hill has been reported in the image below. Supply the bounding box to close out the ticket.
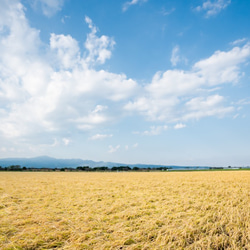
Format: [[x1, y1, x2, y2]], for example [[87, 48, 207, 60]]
[[0, 156, 209, 169]]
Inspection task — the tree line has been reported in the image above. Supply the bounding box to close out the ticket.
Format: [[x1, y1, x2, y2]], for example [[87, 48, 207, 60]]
[[0, 165, 172, 172]]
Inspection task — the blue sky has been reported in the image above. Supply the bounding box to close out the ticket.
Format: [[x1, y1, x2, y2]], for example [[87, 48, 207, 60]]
[[0, 0, 250, 166]]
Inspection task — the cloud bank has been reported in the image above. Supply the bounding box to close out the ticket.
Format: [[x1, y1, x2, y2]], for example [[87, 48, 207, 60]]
[[125, 44, 250, 123], [0, 0, 249, 147]]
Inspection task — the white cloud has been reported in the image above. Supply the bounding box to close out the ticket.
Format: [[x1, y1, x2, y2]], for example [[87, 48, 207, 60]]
[[147, 70, 202, 97], [108, 145, 120, 153], [93, 105, 108, 113], [50, 33, 80, 69], [75, 111, 110, 129], [230, 38, 247, 46], [0, 1, 53, 137], [170, 45, 187, 67], [122, 0, 147, 12], [1, 146, 16, 153], [90, 134, 113, 140], [183, 95, 234, 120], [174, 123, 186, 129], [0, 2, 137, 140], [62, 138, 70, 146], [0, 0, 249, 153], [125, 143, 138, 150], [61, 15, 70, 24], [161, 7, 176, 16], [142, 126, 168, 136], [33, 0, 64, 17], [84, 16, 115, 65], [235, 98, 250, 106], [193, 44, 250, 85], [125, 44, 250, 123], [0, 147, 7, 152], [125, 96, 179, 121], [170, 45, 180, 66], [195, 0, 231, 17], [232, 98, 250, 119]]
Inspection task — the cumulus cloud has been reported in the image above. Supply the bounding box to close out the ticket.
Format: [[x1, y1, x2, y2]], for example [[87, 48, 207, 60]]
[[195, 0, 231, 17], [50, 33, 80, 69], [125, 96, 179, 121], [90, 134, 113, 140], [73, 106, 111, 130], [122, 0, 147, 12], [62, 138, 71, 146], [142, 126, 168, 136], [183, 95, 234, 120], [174, 123, 186, 129], [0, 2, 137, 140], [0, 0, 249, 152], [84, 16, 115, 65], [108, 145, 120, 153], [193, 44, 250, 85], [125, 44, 250, 123]]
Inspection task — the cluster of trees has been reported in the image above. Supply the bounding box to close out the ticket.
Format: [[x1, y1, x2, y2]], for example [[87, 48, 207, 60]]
[[0, 165, 172, 172], [76, 166, 171, 171], [0, 165, 73, 171], [0, 165, 25, 171], [76, 166, 132, 171]]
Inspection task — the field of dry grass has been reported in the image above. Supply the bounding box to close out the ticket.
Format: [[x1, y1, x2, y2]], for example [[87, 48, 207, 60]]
[[0, 171, 249, 249]]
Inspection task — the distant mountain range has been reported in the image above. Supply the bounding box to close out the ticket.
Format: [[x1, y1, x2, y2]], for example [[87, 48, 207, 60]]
[[0, 156, 210, 169]]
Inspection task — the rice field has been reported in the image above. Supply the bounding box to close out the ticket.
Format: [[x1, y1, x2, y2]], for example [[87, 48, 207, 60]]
[[0, 171, 249, 249]]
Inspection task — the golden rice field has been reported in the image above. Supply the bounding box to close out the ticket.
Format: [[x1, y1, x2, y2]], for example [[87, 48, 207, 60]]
[[0, 171, 249, 249]]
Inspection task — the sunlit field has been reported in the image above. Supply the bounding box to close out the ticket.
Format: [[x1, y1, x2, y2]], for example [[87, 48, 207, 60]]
[[0, 171, 249, 249]]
